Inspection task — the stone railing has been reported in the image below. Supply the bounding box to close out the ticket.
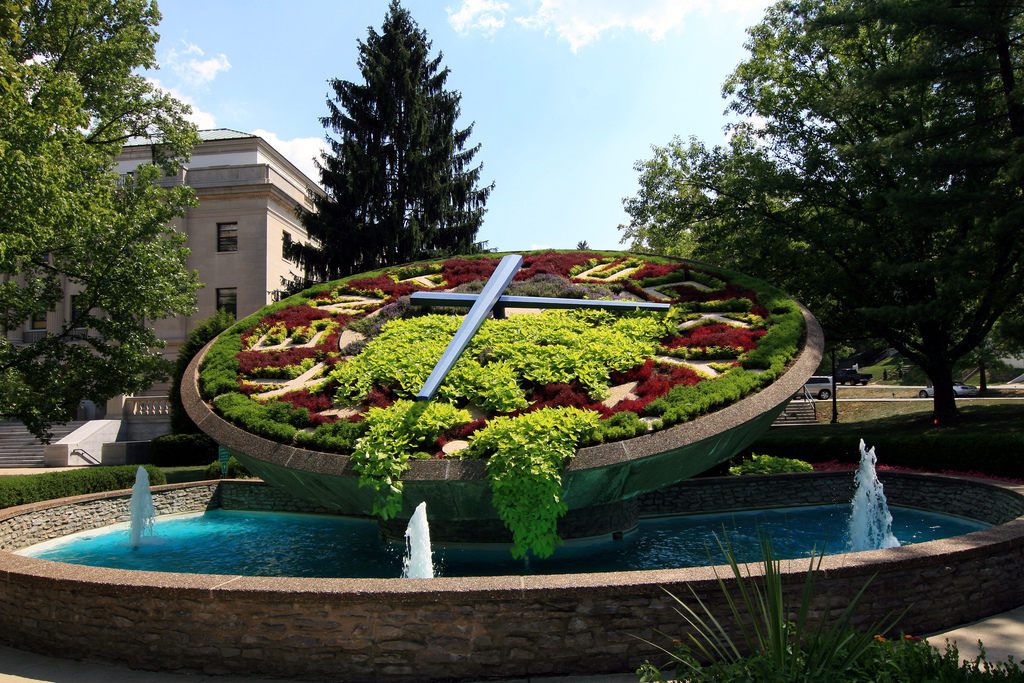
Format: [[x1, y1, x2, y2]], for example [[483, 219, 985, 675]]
[[126, 396, 171, 417]]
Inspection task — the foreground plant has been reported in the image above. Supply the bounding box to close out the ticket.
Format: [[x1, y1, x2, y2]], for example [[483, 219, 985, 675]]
[[637, 537, 902, 681]]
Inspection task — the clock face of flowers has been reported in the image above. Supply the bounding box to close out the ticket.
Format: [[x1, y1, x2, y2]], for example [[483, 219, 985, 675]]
[[198, 250, 805, 557], [201, 251, 802, 457]]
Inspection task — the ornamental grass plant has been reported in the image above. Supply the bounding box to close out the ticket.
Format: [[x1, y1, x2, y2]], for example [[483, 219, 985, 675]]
[[637, 536, 903, 682]]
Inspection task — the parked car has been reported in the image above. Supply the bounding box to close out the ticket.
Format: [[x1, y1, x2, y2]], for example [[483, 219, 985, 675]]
[[918, 383, 979, 398], [802, 376, 834, 400], [834, 368, 872, 385]]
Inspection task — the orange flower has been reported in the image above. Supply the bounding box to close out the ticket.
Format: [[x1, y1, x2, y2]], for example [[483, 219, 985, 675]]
[[903, 634, 921, 642], [874, 634, 887, 643]]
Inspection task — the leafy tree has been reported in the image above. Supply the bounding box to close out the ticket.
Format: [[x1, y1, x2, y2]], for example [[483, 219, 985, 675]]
[[288, 0, 492, 283], [0, 0, 200, 439], [576, 240, 590, 250], [621, 0, 1024, 423]]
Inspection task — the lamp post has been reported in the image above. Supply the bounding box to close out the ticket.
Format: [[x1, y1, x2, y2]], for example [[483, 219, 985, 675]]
[[830, 347, 839, 424]]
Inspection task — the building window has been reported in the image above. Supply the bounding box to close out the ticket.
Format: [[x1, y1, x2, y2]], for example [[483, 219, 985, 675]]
[[30, 311, 47, 330], [69, 295, 87, 329], [216, 287, 237, 319], [217, 222, 238, 252]]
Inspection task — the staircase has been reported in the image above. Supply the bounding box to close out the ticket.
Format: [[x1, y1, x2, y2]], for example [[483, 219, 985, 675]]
[[0, 421, 87, 468], [771, 399, 818, 426]]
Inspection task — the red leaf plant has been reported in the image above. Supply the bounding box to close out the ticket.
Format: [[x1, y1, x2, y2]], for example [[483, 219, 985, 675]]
[[237, 347, 320, 374], [344, 275, 420, 299], [629, 262, 683, 282], [666, 323, 766, 351], [516, 251, 604, 280], [259, 304, 333, 330], [440, 257, 500, 287]]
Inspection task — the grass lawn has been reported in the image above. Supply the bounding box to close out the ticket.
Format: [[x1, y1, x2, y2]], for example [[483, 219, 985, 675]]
[[752, 403, 1024, 478], [856, 354, 1023, 386], [808, 401, 1024, 432], [814, 397, 1024, 423]]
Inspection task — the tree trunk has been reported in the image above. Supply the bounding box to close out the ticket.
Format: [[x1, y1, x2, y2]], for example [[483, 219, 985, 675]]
[[979, 360, 988, 394], [927, 363, 958, 425]]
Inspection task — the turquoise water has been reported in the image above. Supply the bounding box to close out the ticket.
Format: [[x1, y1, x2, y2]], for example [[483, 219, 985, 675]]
[[23, 505, 987, 578]]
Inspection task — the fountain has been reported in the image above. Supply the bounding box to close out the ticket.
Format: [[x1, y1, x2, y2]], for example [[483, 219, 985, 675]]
[[128, 466, 155, 549], [8, 252, 1022, 682], [847, 439, 900, 551], [401, 501, 434, 578]]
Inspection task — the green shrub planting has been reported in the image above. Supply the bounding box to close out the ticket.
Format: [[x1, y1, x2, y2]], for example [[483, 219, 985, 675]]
[[0, 466, 166, 510], [204, 456, 252, 479], [293, 419, 369, 453], [729, 453, 814, 476]]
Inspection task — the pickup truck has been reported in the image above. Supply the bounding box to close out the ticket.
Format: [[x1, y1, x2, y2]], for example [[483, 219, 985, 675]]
[[834, 368, 872, 385]]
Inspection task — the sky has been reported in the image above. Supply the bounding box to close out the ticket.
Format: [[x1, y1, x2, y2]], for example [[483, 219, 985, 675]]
[[145, 0, 773, 252]]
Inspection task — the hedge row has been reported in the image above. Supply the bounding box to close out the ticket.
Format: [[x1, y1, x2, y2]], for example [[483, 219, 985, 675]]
[[749, 430, 1024, 479], [0, 465, 167, 510]]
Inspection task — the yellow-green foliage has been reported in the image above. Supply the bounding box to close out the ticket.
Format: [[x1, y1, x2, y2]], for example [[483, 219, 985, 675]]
[[330, 310, 670, 410], [351, 400, 471, 519], [469, 407, 601, 559], [729, 453, 814, 476]]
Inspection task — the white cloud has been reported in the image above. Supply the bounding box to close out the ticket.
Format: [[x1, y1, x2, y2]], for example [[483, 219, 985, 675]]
[[447, 0, 510, 36], [147, 77, 218, 129], [450, 0, 770, 52], [163, 42, 231, 87], [251, 129, 327, 185]]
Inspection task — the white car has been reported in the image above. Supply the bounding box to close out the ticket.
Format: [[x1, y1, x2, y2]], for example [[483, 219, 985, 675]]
[[918, 383, 979, 398], [802, 376, 834, 400]]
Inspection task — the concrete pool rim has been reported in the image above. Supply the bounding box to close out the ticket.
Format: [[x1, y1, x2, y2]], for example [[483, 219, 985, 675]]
[[0, 471, 1022, 681]]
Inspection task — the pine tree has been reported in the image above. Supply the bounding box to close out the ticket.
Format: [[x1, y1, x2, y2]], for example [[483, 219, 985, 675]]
[[290, 1, 492, 282]]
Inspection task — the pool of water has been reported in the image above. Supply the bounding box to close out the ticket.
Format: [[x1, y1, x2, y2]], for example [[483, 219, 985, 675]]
[[21, 505, 987, 578]]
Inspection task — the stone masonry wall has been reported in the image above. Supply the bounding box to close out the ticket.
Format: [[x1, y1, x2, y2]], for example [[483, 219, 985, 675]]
[[0, 483, 219, 551], [0, 474, 1021, 682], [639, 472, 1024, 525]]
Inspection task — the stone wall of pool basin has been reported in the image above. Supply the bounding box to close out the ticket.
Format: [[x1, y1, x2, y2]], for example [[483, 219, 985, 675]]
[[0, 473, 1021, 682]]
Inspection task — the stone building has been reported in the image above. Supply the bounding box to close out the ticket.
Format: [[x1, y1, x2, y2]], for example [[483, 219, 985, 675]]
[[115, 128, 321, 359], [1, 130, 321, 458], [6, 128, 319, 361]]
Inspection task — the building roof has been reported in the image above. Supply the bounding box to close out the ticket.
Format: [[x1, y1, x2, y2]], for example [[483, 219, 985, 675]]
[[123, 128, 256, 147]]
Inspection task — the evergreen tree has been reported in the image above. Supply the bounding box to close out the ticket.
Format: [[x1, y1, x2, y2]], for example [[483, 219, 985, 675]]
[[290, 1, 492, 282]]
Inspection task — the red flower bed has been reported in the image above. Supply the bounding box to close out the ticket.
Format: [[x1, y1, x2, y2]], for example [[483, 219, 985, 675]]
[[666, 323, 766, 351], [276, 389, 334, 414], [527, 382, 609, 416], [517, 252, 602, 280], [237, 347, 320, 373], [345, 275, 420, 299], [258, 304, 332, 330], [629, 262, 683, 282], [364, 386, 396, 409], [441, 257, 499, 287], [603, 361, 703, 416]]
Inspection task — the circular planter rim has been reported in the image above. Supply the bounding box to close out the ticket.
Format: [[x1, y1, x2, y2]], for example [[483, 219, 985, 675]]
[[182, 302, 824, 481]]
